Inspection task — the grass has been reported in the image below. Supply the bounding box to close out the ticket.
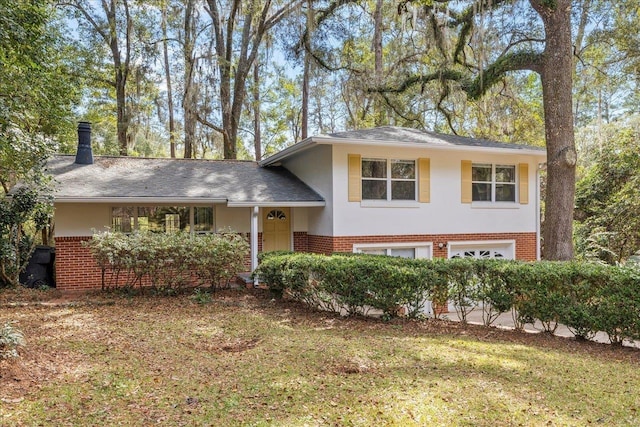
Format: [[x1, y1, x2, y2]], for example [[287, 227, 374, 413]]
[[1, 288, 639, 426]]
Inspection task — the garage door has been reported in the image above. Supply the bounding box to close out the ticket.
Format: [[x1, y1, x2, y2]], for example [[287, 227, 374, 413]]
[[448, 241, 515, 260]]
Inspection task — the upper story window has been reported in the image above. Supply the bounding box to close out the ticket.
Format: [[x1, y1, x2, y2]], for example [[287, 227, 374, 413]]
[[472, 164, 516, 202], [362, 158, 416, 201], [111, 206, 214, 234]]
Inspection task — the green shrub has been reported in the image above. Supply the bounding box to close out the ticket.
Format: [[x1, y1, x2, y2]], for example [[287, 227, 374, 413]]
[[0, 322, 26, 359], [255, 252, 640, 343], [85, 231, 249, 291]]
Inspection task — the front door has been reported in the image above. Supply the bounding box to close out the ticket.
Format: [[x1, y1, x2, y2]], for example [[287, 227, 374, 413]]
[[262, 208, 291, 252]]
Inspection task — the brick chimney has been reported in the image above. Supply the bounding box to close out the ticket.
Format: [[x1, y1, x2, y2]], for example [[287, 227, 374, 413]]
[[75, 122, 93, 165]]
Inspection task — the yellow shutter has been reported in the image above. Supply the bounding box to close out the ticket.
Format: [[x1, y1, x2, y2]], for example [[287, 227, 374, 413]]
[[348, 154, 361, 202], [519, 163, 529, 204], [461, 160, 472, 204], [418, 158, 430, 203]]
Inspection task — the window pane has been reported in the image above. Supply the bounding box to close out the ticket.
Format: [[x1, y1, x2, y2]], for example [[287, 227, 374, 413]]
[[362, 180, 387, 200], [472, 164, 492, 182], [111, 207, 134, 233], [391, 160, 415, 179], [138, 206, 189, 233], [194, 207, 214, 232], [496, 165, 515, 183], [390, 248, 415, 259], [391, 181, 415, 200], [472, 183, 491, 201], [362, 159, 387, 178], [496, 183, 516, 202], [360, 248, 386, 256]]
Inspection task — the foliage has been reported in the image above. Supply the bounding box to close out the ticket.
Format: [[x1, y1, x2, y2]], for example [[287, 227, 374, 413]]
[[84, 231, 249, 291], [575, 118, 640, 264], [1, 0, 80, 188], [0, 187, 53, 288], [0, 321, 26, 359], [254, 252, 439, 318], [256, 252, 640, 343]]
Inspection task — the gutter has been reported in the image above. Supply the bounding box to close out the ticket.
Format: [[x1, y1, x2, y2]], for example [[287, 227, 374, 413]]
[[54, 197, 229, 204]]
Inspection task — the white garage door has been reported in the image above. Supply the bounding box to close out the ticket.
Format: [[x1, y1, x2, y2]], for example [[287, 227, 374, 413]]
[[448, 241, 515, 260]]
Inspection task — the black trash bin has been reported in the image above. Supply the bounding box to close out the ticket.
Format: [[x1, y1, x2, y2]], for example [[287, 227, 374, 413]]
[[19, 245, 56, 288]]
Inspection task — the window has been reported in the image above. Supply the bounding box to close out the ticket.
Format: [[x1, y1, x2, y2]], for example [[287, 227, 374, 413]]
[[472, 164, 516, 202], [354, 243, 432, 259], [111, 206, 214, 233], [362, 158, 416, 201], [448, 241, 515, 260]]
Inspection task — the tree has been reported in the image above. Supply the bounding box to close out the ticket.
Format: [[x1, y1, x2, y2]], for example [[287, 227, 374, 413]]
[[574, 116, 640, 264], [366, 0, 576, 260], [63, 0, 139, 156], [201, 0, 303, 159], [0, 0, 77, 286]]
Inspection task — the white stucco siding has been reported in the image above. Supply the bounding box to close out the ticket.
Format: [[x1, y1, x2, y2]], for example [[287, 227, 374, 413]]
[[280, 145, 333, 236], [215, 205, 250, 233], [54, 203, 111, 237], [292, 208, 308, 232], [332, 144, 543, 236]]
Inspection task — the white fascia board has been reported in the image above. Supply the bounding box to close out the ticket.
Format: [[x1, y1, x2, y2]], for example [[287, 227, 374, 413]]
[[258, 137, 317, 166], [260, 135, 546, 165], [317, 136, 547, 157], [54, 197, 228, 204], [226, 201, 325, 208]]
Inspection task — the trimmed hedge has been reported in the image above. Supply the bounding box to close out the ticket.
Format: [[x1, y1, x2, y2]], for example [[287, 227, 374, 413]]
[[254, 252, 640, 344], [85, 231, 249, 291]]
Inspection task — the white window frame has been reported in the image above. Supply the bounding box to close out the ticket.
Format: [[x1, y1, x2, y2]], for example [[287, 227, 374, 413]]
[[353, 242, 432, 259], [471, 163, 517, 203], [110, 205, 216, 234], [361, 158, 417, 202], [447, 240, 516, 260]]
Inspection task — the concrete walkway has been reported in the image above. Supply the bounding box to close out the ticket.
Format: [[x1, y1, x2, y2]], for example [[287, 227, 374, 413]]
[[443, 306, 639, 349]]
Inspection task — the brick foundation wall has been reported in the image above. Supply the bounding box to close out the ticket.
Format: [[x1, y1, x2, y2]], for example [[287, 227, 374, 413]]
[[55, 232, 536, 291], [307, 232, 537, 261], [293, 232, 308, 252], [55, 237, 103, 291]]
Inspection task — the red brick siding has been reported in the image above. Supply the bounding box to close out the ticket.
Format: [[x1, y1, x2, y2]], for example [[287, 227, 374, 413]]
[[55, 232, 536, 291], [293, 232, 308, 252], [307, 232, 537, 261], [55, 237, 103, 291]]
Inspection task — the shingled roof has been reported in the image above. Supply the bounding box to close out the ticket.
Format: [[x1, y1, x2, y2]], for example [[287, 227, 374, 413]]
[[260, 126, 545, 166], [326, 126, 545, 151], [47, 155, 325, 206]]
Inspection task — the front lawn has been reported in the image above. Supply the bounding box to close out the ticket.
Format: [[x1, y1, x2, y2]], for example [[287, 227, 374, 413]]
[[1, 289, 638, 426]]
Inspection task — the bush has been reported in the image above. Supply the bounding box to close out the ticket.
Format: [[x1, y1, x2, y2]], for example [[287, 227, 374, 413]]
[[255, 252, 640, 343], [255, 252, 440, 318], [85, 231, 249, 291], [0, 322, 26, 359]]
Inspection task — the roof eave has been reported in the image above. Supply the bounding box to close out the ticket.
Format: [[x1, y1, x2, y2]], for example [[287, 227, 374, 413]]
[[226, 201, 325, 208], [260, 135, 546, 165], [54, 197, 229, 204], [258, 136, 318, 166], [316, 136, 547, 157]]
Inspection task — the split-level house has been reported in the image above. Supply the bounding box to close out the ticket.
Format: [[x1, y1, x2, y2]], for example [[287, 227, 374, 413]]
[[49, 124, 546, 291]]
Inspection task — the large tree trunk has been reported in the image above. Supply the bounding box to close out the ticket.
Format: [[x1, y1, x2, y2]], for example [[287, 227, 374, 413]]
[[372, 0, 385, 126], [161, 3, 176, 158], [253, 60, 262, 160], [532, 0, 576, 260], [183, 0, 197, 159], [115, 72, 128, 156]]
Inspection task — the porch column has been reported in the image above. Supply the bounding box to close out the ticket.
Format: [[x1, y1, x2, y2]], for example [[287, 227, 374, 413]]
[[251, 206, 259, 282]]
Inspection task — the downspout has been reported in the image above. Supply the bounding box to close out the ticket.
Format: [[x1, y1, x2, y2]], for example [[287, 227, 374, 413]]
[[251, 206, 259, 285]]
